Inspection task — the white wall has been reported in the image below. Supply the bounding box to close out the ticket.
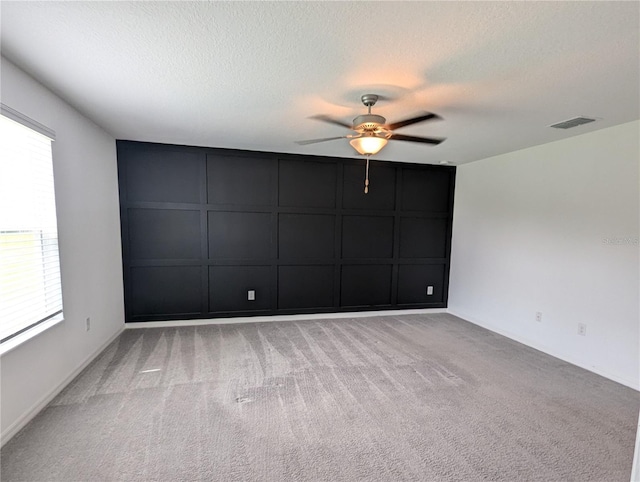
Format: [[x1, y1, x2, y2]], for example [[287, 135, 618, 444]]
[[449, 120, 639, 390], [0, 57, 125, 442]]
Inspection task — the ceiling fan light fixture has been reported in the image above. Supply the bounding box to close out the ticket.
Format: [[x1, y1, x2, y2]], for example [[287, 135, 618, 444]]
[[349, 134, 388, 155]]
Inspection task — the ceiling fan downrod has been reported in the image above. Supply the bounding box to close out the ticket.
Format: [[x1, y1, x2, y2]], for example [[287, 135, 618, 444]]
[[361, 94, 378, 114]]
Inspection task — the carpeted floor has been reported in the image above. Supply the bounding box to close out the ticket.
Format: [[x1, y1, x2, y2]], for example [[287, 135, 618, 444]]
[[2, 313, 638, 481]]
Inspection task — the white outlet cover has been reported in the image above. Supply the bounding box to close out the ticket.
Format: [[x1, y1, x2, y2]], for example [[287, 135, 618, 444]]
[[426, 286, 434, 295], [248, 290, 255, 301]]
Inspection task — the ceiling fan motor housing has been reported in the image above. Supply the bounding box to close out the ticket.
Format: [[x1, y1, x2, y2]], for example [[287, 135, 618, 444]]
[[352, 114, 387, 132]]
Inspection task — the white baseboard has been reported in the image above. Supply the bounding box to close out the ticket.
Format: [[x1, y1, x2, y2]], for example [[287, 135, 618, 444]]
[[125, 308, 447, 329], [1, 327, 125, 447], [447, 308, 639, 391]]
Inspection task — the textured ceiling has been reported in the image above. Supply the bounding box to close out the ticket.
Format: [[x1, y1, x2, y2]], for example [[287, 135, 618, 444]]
[[1, 1, 639, 165]]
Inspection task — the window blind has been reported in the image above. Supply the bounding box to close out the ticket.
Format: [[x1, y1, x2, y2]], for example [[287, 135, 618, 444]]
[[0, 112, 63, 343]]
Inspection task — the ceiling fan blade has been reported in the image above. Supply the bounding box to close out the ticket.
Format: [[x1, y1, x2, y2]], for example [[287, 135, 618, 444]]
[[389, 133, 445, 145], [386, 112, 440, 131], [310, 115, 353, 129], [295, 136, 349, 145]]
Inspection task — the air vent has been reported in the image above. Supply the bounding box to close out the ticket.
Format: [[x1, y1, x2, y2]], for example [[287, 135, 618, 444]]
[[549, 116, 596, 129]]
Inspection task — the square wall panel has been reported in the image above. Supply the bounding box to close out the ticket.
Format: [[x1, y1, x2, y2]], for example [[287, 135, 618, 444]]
[[124, 150, 202, 204], [342, 162, 396, 210], [207, 155, 273, 206], [279, 159, 337, 208], [397, 264, 445, 304], [399, 217, 448, 258], [209, 266, 272, 312], [208, 212, 272, 259], [130, 266, 201, 316], [342, 216, 394, 259], [279, 214, 335, 259], [401, 168, 451, 212], [128, 208, 200, 259], [278, 265, 334, 309], [340, 265, 392, 307]]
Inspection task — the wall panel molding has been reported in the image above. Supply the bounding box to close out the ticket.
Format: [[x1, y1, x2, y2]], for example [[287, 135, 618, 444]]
[[117, 141, 455, 322]]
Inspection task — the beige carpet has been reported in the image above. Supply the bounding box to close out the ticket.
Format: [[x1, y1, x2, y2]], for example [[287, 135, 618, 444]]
[[2, 313, 638, 481]]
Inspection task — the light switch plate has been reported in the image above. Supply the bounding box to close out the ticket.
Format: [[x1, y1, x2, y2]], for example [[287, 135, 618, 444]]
[[426, 286, 434, 295], [248, 290, 255, 301]]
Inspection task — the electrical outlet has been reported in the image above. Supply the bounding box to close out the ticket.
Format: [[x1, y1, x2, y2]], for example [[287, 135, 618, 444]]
[[85, 317, 91, 331], [578, 323, 587, 336], [247, 290, 255, 301], [535, 312, 542, 322], [426, 286, 434, 295]]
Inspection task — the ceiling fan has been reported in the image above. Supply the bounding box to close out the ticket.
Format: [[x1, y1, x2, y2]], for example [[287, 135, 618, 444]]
[[297, 94, 445, 154], [296, 94, 445, 193]]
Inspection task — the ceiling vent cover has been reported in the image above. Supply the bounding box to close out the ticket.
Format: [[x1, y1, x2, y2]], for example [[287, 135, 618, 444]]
[[549, 116, 596, 129]]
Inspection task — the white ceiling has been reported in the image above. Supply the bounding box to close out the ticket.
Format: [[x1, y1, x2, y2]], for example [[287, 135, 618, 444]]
[[1, 1, 638, 165]]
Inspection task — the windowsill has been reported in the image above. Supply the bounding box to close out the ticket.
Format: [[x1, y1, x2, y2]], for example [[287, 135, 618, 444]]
[[0, 314, 64, 357]]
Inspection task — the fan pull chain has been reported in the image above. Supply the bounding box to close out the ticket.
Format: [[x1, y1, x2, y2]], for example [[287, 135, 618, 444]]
[[364, 155, 370, 194]]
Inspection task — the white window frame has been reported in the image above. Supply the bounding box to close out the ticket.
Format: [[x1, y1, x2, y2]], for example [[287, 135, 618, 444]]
[[0, 104, 63, 355]]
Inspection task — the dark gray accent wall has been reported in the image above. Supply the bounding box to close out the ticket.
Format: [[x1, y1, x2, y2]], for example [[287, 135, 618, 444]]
[[117, 141, 456, 322]]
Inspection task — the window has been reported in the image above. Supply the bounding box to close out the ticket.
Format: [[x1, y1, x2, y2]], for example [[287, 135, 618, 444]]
[[0, 106, 63, 345]]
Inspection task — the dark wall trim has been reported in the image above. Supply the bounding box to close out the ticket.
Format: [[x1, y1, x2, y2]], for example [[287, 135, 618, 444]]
[[117, 140, 456, 322]]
